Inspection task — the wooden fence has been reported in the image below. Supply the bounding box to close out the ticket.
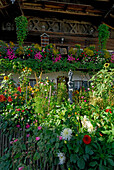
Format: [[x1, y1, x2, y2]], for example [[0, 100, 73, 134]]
[[0, 117, 62, 170]]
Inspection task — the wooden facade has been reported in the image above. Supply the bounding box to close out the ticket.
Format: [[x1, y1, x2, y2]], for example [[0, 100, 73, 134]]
[[0, 0, 114, 50]]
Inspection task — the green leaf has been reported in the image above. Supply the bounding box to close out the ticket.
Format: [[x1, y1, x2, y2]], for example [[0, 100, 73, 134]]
[[107, 158, 114, 166], [77, 158, 85, 169], [89, 161, 97, 167], [75, 146, 79, 153], [70, 154, 77, 163], [14, 152, 22, 159], [33, 152, 40, 160], [85, 145, 91, 154]]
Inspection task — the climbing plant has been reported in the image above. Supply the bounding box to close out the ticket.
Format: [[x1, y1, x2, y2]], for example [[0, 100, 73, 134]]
[[15, 16, 28, 46], [98, 24, 110, 50]]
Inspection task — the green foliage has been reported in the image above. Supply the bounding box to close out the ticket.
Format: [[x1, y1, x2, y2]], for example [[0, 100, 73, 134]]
[[0, 66, 114, 169], [15, 16, 28, 46], [57, 82, 68, 104], [98, 24, 110, 50]]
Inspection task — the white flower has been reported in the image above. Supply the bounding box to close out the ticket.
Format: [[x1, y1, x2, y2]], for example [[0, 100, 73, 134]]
[[58, 152, 66, 165], [81, 115, 95, 133], [61, 128, 72, 141]]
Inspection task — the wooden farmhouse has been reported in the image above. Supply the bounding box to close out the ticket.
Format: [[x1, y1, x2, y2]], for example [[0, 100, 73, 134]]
[[0, 0, 114, 88]]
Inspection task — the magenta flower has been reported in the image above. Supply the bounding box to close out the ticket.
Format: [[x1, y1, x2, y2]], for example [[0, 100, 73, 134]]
[[26, 134, 30, 138], [14, 139, 18, 143], [67, 55, 75, 62], [22, 110, 25, 112], [18, 167, 24, 170], [26, 124, 30, 129], [34, 52, 43, 61], [59, 136, 63, 140], [36, 137, 40, 141], [84, 100, 86, 102], [10, 141, 13, 144], [16, 125, 20, 128], [38, 126, 42, 130], [81, 96, 84, 99]]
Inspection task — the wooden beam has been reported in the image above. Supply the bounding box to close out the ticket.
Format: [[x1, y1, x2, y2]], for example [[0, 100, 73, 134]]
[[21, 5, 102, 17]]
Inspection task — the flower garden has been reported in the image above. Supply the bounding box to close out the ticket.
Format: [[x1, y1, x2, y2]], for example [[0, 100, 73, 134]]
[[0, 18, 114, 169]]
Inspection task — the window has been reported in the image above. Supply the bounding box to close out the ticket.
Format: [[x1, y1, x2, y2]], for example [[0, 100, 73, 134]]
[[29, 79, 36, 87], [73, 80, 90, 90]]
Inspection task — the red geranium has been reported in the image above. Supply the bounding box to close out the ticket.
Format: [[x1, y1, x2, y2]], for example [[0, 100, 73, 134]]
[[17, 86, 21, 93], [8, 96, 13, 102], [83, 135, 91, 144], [105, 109, 112, 113], [0, 95, 6, 102]]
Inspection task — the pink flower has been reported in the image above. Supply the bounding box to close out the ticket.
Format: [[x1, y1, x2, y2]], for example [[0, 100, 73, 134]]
[[18, 167, 24, 170], [36, 137, 40, 141], [26, 124, 30, 129], [16, 108, 20, 111], [10, 141, 13, 144], [14, 139, 18, 143], [88, 88, 90, 90], [26, 134, 30, 137], [80, 106, 81, 108], [84, 100, 86, 102], [38, 126, 42, 130], [17, 86, 21, 93], [92, 86, 94, 88], [16, 125, 20, 128], [81, 96, 84, 99], [59, 136, 63, 140], [22, 110, 25, 112]]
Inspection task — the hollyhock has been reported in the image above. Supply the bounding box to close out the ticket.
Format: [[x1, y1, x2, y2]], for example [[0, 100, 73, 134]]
[[8, 96, 12, 102], [17, 86, 21, 93], [83, 135, 91, 144], [36, 137, 40, 141]]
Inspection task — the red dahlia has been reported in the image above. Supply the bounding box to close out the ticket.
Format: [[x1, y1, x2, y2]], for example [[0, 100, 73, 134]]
[[83, 135, 91, 144]]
